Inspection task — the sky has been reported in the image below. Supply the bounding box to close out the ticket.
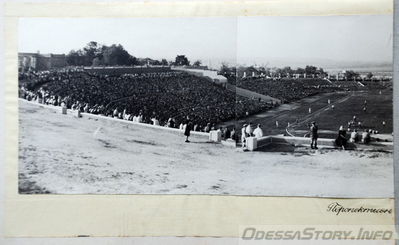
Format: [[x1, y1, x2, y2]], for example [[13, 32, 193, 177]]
[[19, 15, 392, 69], [18, 17, 238, 67], [237, 15, 393, 68]]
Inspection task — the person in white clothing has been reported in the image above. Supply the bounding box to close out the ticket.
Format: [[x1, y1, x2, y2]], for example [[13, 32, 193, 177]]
[[245, 122, 254, 137], [113, 108, 118, 117], [253, 124, 263, 138], [349, 129, 358, 143], [151, 117, 160, 126], [362, 130, 371, 144]]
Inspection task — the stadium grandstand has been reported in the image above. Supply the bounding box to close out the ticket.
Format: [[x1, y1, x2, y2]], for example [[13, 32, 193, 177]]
[[18, 68, 272, 132], [234, 72, 392, 103]]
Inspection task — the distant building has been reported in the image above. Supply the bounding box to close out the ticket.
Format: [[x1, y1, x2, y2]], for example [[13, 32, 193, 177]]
[[18, 52, 67, 71]]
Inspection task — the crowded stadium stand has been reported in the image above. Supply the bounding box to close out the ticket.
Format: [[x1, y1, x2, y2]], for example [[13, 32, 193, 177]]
[[83, 66, 171, 75], [235, 77, 366, 103], [18, 68, 272, 131]]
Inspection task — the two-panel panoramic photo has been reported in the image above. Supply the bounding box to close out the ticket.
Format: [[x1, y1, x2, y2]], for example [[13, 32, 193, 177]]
[[18, 15, 393, 198]]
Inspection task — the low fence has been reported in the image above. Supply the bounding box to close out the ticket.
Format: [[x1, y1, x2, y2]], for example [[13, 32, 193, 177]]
[[21, 99, 209, 139], [207, 134, 342, 151], [80, 111, 210, 138], [245, 135, 392, 151], [245, 135, 346, 151]]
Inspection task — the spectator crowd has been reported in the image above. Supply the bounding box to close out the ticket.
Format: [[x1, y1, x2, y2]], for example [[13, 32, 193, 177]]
[[236, 77, 364, 103], [19, 70, 272, 132]]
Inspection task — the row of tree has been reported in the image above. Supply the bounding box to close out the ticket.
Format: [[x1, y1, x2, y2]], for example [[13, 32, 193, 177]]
[[66, 41, 202, 67], [66, 42, 135, 66]]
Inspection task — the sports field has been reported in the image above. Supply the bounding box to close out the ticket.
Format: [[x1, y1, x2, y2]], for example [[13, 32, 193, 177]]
[[225, 88, 393, 137], [293, 89, 393, 134]]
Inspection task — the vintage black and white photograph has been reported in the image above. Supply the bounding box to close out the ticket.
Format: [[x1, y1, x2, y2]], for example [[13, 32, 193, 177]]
[[18, 15, 393, 197]]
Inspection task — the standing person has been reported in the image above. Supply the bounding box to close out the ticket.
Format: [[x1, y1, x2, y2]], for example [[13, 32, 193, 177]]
[[112, 108, 118, 117], [122, 108, 127, 119], [219, 127, 225, 139], [350, 129, 358, 143], [245, 122, 254, 137], [335, 126, 348, 150], [184, 116, 192, 143], [310, 121, 319, 149], [204, 123, 211, 133], [167, 117, 175, 128], [253, 124, 264, 138], [137, 112, 143, 123], [151, 117, 160, 126], [113, 108, 119, 118], [224, 127, 231, 139], [241, 124, 247, 148], [231, 128, 237, 142], [361, 129, 371, 144]]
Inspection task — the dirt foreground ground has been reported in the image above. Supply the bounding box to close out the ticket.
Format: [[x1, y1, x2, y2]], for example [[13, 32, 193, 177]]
[[18, 100, 393, 197]]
